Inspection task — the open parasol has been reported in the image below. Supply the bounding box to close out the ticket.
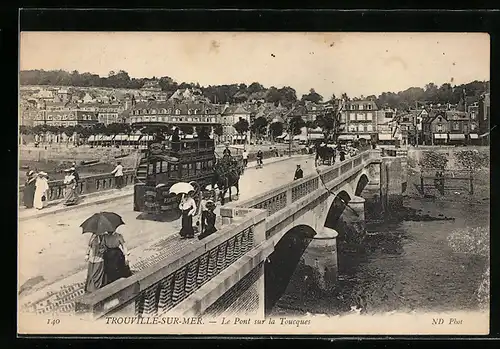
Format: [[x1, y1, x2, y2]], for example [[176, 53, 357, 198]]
[[169, 182, 195, 195], [80, 212, 125, 235]]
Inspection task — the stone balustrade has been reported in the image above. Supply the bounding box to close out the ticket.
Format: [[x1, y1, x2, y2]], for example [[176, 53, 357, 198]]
[[75, 208, 268, 319], [18, 170, 135, 206]]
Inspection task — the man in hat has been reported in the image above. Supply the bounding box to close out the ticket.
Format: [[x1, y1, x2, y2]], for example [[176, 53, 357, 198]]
[[293, 164, 303, 181], [23, 170, 37, 208]]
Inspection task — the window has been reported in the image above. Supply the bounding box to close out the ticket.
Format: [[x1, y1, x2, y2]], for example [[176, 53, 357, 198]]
[[437, 123, 443, 132], [367, 112, 373, 121], [453, 122, 460, 131], [182, 164, 188, 176], [349, 113, 356, 121], [367, 124, 373, 132], [143, 109, 148, 114], [349, 125, 357, 132], [148, 163, 154, 175], [188, 109, 192, 115], [194, 109, 199, 115], [151, 109, 157, 114], [359, 104, 364, 110], [350, 105, 355, 110], [358, 124, 365, 132], [357, 113, 365, 121], [196, 162, 202, 171], [155, 162, 161, 174], [471, 124, 476, 130], [368, 104, 372, 110], [471, 112, 476, 120], [205, 109, 210, 114], [175, 109, 181, 115], [161, 161, 169, 173]]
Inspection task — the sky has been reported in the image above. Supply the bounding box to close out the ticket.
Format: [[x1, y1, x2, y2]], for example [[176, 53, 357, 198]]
[[20, 32, 490, 99]]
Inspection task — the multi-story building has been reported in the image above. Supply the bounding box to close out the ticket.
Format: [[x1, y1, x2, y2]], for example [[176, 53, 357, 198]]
[[98, 103, 125, 125], [339, 99, 378, 142], [141, 80, 162, 93], [445, 110, 469, 144], [467, 103, 480, 142], [375, 108, 397, 144], [220, 104, 252, 144], [33, 106, 98, 127], [478, 92, 490, 143], [422, 111, 449, 145]]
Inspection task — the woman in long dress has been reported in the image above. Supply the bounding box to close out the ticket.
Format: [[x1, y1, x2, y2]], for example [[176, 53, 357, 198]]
[[179, 192, 197, 239], [34, 172, 49, 210], [198, 200, 217, 240], [102, 230, 132, 285], [23, 171, 36, 208], [63, 169, 79, 206], [84, 234, 106, 293]]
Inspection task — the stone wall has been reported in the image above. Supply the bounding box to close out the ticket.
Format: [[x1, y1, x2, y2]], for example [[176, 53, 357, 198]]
[[407, 146, 490, 171], [202, 262, 264, 316]]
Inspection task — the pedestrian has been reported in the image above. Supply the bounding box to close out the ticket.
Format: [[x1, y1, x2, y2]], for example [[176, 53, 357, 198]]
[[294, 164, 304, 180], [179, 192, 197, 239], [84, 233, 106, 293], [339, 148, 346, 162], [242, 148, 248, 167], [111, 161, 124, 189], [33, 171, 49, 210], [102, 229, 132, 285], [71, 163, 80, 184], [23, 170, 37, 208], [223, 142, 231, 156], [63, 168, 79, 206], [198, 200, 218, 240], [256, 149, 263, 168]]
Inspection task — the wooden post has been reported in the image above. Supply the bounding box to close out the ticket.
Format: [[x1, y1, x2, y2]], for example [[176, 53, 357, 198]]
[[469, 173, 474, 195], [420, 174, 424, 195]]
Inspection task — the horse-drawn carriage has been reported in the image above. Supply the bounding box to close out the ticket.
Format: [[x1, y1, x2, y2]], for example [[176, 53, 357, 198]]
[[315, 143, 337, 166], [133, 121, 244, 216]]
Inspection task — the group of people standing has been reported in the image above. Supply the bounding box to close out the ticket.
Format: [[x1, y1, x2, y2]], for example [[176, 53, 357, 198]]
[[22, 163, 81, 210], [178, 190, 218, 241]]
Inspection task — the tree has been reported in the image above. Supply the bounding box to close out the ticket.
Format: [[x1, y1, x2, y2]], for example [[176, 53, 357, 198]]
[[301, 88, 323, 103], [419, 151, 449, 171], [251, 116, 268, 139], [213, 124, 223, 137], [454, 149, 489, 173], [269, 122, 284, 139], [233, 117, 249, 135], [288, 116, 306, 136]]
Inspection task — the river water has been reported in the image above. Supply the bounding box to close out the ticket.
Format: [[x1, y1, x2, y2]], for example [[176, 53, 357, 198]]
[[269, 194, 490, 316]]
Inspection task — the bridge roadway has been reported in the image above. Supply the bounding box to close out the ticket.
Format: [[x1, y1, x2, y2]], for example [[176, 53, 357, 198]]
[[19, 154, 317, 314]]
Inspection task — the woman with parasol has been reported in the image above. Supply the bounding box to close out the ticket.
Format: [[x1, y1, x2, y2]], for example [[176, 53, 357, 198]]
[[178, 191, 197, 239], [81, 212, 130, 292]]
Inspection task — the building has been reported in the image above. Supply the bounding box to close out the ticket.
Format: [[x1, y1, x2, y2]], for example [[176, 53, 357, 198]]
[[445, 110, 469, 144], [98, 103, 125, 125], [339, 99, 378, 142], [422, 111, 449, 145], [220, 104, 252, 144], [141, 80, 162, 93], [478, 92, 490, 143], [33, 105, 98, 127], [375, 108, 397, 144]]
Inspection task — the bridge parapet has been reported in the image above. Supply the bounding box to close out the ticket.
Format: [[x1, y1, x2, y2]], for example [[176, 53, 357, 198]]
[[75, 208, 267, 319], [19, 170, 135, 206]]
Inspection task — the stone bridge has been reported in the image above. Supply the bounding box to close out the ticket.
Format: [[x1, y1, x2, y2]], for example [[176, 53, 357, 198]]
[[75, 149, 408, 319]]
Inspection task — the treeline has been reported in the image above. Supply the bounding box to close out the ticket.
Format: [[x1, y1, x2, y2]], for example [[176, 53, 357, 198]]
[[20, 69, 489, 111]]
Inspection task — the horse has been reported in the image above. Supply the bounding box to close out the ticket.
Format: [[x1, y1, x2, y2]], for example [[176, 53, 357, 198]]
[[316, 145, 335, 166], [211, 155, 243, 205]]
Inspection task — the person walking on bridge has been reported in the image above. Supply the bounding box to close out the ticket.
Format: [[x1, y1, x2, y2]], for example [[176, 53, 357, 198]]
[[242, 149, 248, 167], [223, 142, 231, 156], [294, 164, 303, 181], [111, 161, 124, 189], [256, 149, 263, 168], [102, 230, 132, 285], [23, 170, 36, 208], [33, 171, 49, 210], [63, 168, 79, 206], [179, 191, 197, 239], [84, 233, 106, 293]]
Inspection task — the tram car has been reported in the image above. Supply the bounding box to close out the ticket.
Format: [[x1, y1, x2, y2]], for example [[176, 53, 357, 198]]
[[133, 121, 243, 215]]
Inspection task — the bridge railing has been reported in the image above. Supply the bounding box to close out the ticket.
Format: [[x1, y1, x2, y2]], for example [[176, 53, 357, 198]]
[[75, 208, 268, 319], [18, 170, 135, 206], [221, 150, 378, 224]]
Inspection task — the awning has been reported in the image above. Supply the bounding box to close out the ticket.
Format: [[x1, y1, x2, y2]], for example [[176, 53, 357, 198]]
[[449, 134, 465, 140], [114, 135, 129, 141], [276, 133, 287, 139], [469, 133, 479, 139], [293, 135, 307, 141], [103, 136, 112, 141], [357, 135, 371, 140], [88, 135, 96, 142], [338, 135, 355, 140], [232, 135, 246, 140], [378, 133, 393, 140], [479, 131, 490, 138], [434, 133, 447, 139], [129, 135, 140, 141], [308, 133, 324, 140]]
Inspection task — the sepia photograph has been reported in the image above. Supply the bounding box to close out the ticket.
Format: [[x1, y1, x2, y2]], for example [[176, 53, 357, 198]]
[[17, 31, 490, 335]]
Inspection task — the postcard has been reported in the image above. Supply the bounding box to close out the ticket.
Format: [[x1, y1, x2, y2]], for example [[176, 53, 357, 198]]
[[18, 31, 490, 335]]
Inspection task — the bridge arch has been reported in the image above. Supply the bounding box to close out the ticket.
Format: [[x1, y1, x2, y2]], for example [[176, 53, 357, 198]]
[[354, 173, 370, 197], [264, 224, 317, 314], [324, 190, 352, 230]]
